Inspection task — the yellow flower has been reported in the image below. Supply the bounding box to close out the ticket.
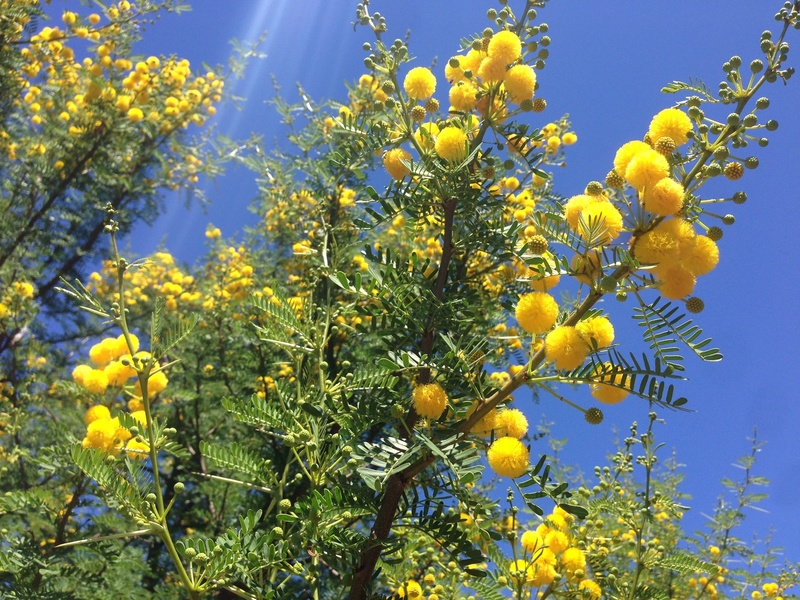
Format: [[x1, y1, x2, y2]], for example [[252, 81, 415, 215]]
[[466, 401, 497, 435], [642, 177, 684, 216], [72, 364, 93, 386], [590, 363, 629, 404], [82, 369, 109, 394], [449, 81, 478, 112], [578, 200, 624, 245], [105, 360, 132, 387], [579, 579, 602, 600], [89, 338, 119, 366], [412, 382, 448, 419], [515, 292, 559, 334], [127, 107, 144, 123], [520, 530, 544, 553], [383, 147, 411, 180], [413, 122, 440, 152], [683, 235, 719, 276], [495, 408, 528, 439], [576, 316, 615, 349], [487, 436, 529, 478], [12, 281, 35, 299], [648, 107, 693, 146], [124, 439, 150, 460], [561, 547, 586, 578], [633, 218, 696, 267], [397, 580, 423, 599], [206, 225, 222, 239], [625, 148, 669, 190], [403, 66, 436, 100], [613, 140, 651, 179], [133, 370, 168, 398], [434, 126, 468, 162], [545, 326, 589, 371], [504, 64, 536, 103], [562, 132, 578, 145], [656, 264, 696, 300], [84, 405, 111, 425], [477, 56, 507, 83], [487, 30, 522, 65]]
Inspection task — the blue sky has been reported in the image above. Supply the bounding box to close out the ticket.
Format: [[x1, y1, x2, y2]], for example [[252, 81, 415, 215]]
[[113, 0, 800, 559]]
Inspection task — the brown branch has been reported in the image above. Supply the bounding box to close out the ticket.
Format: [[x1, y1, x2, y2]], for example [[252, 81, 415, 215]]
[[348, 196, 457, 600]]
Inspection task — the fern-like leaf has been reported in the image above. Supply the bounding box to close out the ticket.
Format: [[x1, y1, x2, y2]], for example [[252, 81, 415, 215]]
[[633, 295, 722, 371]]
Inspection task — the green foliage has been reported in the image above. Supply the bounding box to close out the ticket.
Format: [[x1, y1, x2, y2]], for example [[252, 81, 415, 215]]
[[1, 0, 799, 598]]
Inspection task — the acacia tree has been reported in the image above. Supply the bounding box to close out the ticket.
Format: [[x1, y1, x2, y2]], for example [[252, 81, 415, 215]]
[[1, 1, 799, 599]]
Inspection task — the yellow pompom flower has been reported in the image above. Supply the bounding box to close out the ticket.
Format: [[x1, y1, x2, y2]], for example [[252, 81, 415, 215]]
[[125, 439, 150, 459], [528, 550, 558, 587], [403, 67, 436, 100], [521, 530, 544, 553], [656, 264, 696, 299], [625, 148, 670, 190], [445, 55, 467, 83], [515, 291, 559, 334], [397, 580, 423, 599], [683, 235, 719, 276], [495, 408, 528, 439], [545, 326, 589, 371], [12, 281, 35, 299], [82, 369, 109, 394], [487, 436, 529, 478], [72, 364, 93, 386], [133, 370, 169, 398], [89, 338, 118, 366], [561, 547, 586, 579], [578, 200, 624, 245], [509, 559, 535, 587], [563, 194, 592, 230], [383, 147, 412, 180], [648, 107, 693, 147], [105, 360, 132, 387], [413, 122, 440, 152], [504, 64, 536, 103], [613, 140, 651, 179], [487, 30, 522, 64], [633, 218, 696, 266], [466, 401, 497, 435], [435, 126, 468, 162], [545, 529, 570, 554], [576, 316, 615, 349], [84, 405, 111, 425], [643, 177, 684, 216], [449, 81, 478, 112], [127, 107, 144, 123], [562, 132, 578, 145], [113, 333, 139, 356], [579, 580, 603, 600], [412, 382, 448, 419], [477, 56, 507, 82], [591, 363, 629, 404]]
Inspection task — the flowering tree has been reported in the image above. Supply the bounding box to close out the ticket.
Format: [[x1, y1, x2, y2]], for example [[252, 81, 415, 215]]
[[1, 0, 799, 599]]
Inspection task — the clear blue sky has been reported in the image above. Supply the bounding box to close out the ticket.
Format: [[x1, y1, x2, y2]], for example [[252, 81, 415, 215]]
[[118, 0, 799, 558]]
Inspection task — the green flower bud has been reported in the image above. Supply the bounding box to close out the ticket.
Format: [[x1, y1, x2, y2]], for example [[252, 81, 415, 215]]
[[742, 113, 758, 127], [766, 119, 779, 131], [174, 482, 185, 494], [706, 226, 723, 241], [729, 55, 742, 68], [722, 214, 735, 225], [751, 59, 764, 73], [745, 156, 759, 169], [184, 547, 197, 559], [486, 8, 497, 19]]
